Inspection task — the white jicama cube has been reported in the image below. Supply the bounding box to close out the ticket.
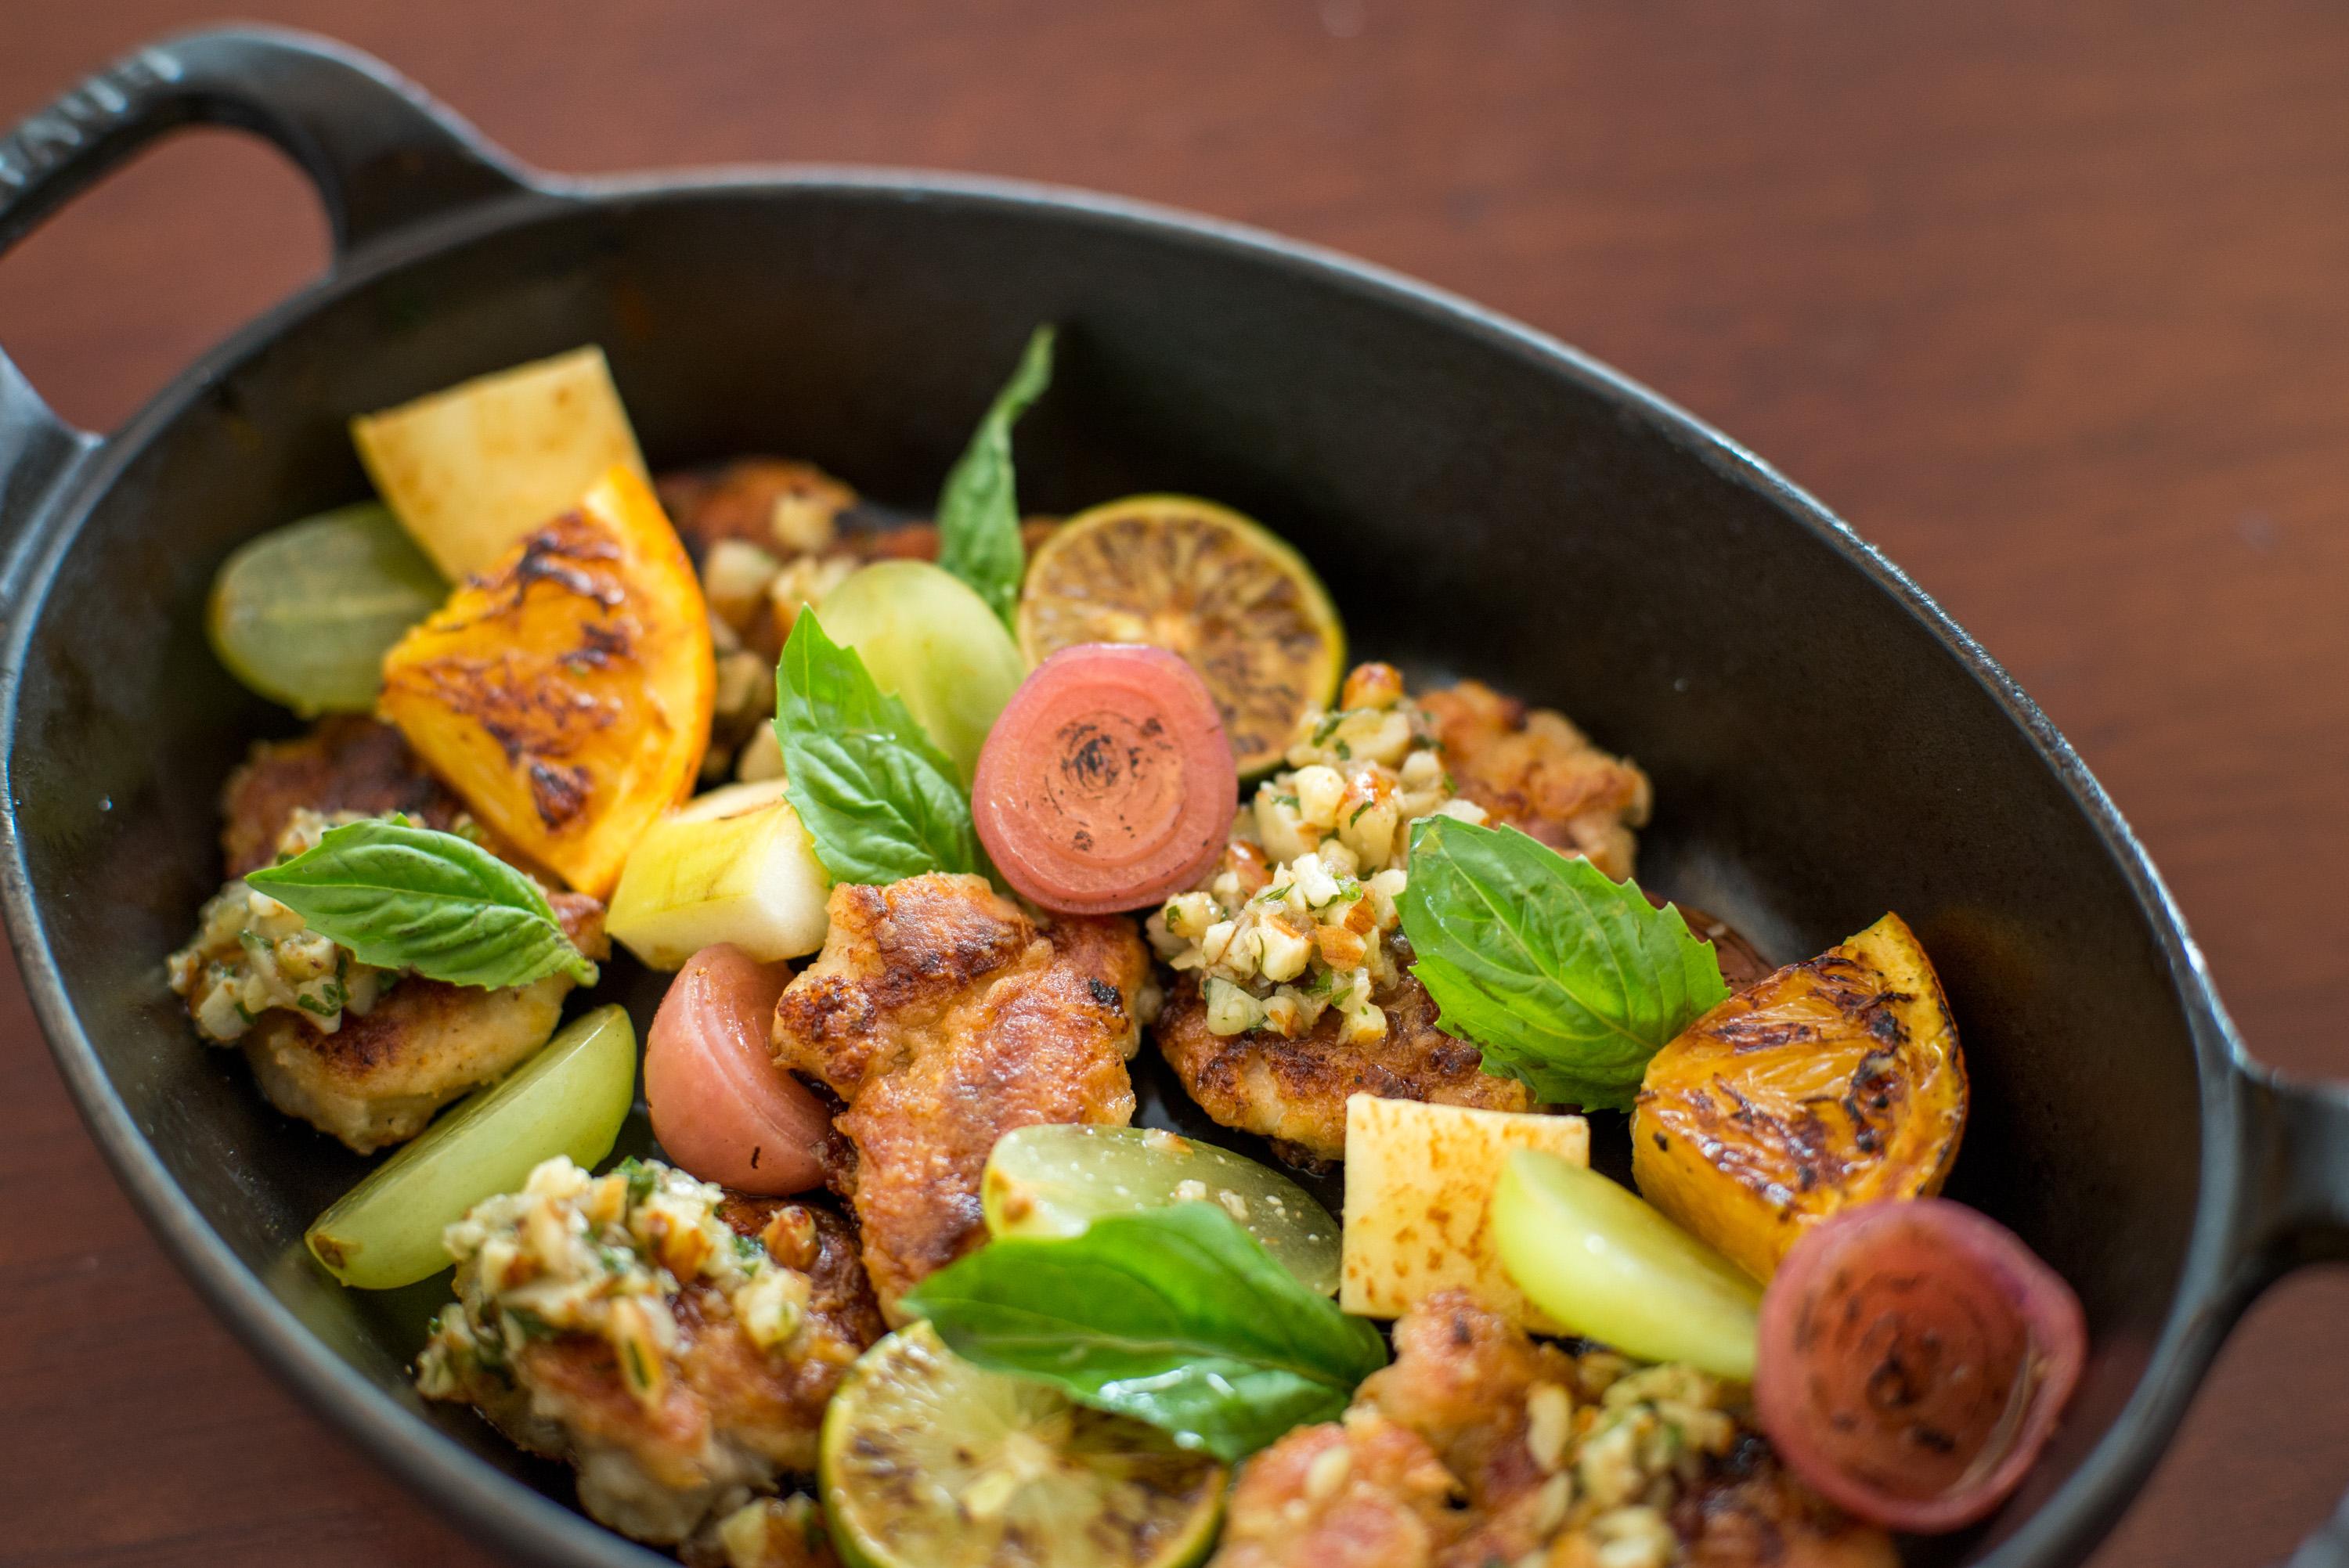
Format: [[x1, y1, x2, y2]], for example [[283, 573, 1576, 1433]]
[[605, 779, 832, 969], [1340, 1093, 1589, 1332], [352, 345, 649, 580]]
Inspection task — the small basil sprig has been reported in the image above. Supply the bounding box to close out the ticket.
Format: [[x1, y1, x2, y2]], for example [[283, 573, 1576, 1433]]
[[900, 1202, 1387, 1462], [774, 607, 982, 885], [1399, 815, 1728, 1111], [935, 324, 1055, 624], [246, 818, 597, 989]]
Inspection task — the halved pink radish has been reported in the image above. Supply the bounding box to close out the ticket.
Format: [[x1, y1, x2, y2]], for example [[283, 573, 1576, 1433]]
[[645, 943, 831, 1194]]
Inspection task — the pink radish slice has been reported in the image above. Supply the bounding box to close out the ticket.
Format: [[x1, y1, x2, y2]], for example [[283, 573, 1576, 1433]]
[[1754, 1198, 2087, 1534], [645, 943, 831, 1194]]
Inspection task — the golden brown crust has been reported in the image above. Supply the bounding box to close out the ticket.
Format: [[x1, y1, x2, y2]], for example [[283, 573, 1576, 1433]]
[[676, 1202, 885, 1472], [219, 716, 465, 878], [1214, 1415, 1458, 1568], [238, 896, 607, 1153], [770, 874, 1143, 1317], [1154, 971, 1529, 1164], [1420, 679, 1651, 881]]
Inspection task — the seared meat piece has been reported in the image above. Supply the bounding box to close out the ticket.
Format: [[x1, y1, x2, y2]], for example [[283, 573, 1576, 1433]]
[[1420, 679, 1651, 881], [235, 890, 606, 1152], [179, 721, 607, 1151], [1214, 1413, 1460, 1568], [1151, 665, 1665, 1161], [1213, 1291, 1895, 1568], [770, 873, 1146, 1318], [420, 1159, 883, 1549], [218, 716, 464, 877], [1155, 971, 1529, 1166], [658, 459, 859, 561]]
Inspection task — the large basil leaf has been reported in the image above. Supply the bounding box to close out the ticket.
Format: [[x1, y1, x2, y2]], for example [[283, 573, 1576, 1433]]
[[900, 1202, 1387, 1462], [774, 607, 982, 885], [1399, 815, 1728, 1111], [935, 324, 1055, 624], [246, 818, 597, 989]]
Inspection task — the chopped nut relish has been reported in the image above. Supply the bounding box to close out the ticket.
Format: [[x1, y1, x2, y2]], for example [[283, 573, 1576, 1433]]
[[165, 808, 390, 1041], [1147, 663, 1488, 1042], [417, 1156, 812, 1411]]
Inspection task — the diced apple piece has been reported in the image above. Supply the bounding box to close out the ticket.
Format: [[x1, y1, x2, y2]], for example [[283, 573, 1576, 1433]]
[[1340, 1093, 1589, 1332], [353, 346, 648, 581], [606, 777, 832, 968]]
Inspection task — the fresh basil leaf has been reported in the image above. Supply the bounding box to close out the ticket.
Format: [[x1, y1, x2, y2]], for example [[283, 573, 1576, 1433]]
[[1399, 815, 1728, 1111], [900, 1202, 1387, 1462], [245, 818, 597, 989], [774, 607, 982, 885], [935, 324, 1055, 624]]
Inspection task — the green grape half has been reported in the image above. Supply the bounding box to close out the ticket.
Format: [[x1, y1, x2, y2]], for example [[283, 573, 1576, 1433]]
[[817, 560, 1027, 783], [982, 1123, 1340, 1294], [1492, 1148, 1760, 1379], [207, 501, 447, 716], [305, 1004, 637, 1289]]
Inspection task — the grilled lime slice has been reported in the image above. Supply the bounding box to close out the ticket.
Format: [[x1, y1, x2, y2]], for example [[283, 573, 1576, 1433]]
[[983, 1124, 1340, 1294], [821, 1322, 1226, 1568], [305, 1005, 636, 1289], [207, 501, 447, 716], [1016, 496, 1343, 776]]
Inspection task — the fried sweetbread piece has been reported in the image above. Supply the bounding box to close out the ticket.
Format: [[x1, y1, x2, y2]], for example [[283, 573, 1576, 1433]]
[[219, 716, 466, 878], [237, 891, 607, 1152], [770, 873, 1146, 1319], [1212, 1291, 1894, 1568], [1420, 679, 1651, 881], [420, 1163, 882, 1549], [1155, 970, 1529, 1167]]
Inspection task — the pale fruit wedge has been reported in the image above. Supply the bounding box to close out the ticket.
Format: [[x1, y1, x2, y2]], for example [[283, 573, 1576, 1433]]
[[1493, 1148, 1759, 1380], [1340, 1094, 1589, 1332], [353, 345, 648, 581], [606, 777, 831, 968]]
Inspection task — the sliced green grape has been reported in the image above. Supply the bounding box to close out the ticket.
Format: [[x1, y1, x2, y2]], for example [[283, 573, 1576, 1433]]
[[1492, 1148, 1760, 1379], [817, 560, 1027, 783], [305, 1004, 636, 1289], [983, 1124, 1340, 1295], [207, 501, 448, 716]]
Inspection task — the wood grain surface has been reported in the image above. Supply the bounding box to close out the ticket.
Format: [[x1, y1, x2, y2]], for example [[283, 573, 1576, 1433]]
[[2, 3, 2345, 1564]]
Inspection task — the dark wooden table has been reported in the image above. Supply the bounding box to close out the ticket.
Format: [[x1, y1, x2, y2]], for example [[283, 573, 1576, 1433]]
[[3, 3, 2345, 1563]]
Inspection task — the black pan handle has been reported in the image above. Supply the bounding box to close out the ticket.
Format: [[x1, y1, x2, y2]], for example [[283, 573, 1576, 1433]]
[[0, 26, 534, 544], [0, 26, 527, 259], [2238, 1064, 2349, 1566]]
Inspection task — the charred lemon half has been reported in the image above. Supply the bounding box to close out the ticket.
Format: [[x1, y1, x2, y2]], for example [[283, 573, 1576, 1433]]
[[381, 463, 714, 897], [1632, 913, 1968, 1283], [1016, 495, 1343, 776]]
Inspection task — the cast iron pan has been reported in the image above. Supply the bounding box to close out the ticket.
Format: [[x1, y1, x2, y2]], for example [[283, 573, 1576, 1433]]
[[2, 27, 2345, 1568]]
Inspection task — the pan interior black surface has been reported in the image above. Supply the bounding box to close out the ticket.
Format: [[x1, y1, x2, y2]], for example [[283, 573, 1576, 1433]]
[[0, 183, 2206, 1558]]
